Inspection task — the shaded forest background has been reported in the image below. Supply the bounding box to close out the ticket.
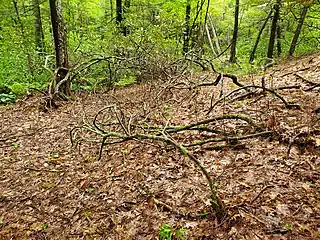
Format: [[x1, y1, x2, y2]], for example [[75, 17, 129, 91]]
[[0, 0, 320, 238], [0, 0, 319, 102]]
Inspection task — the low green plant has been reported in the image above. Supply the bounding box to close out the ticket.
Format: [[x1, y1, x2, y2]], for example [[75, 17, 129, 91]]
[[285, 223, 293, 231], [159, 224, 188, 240], [10, 82, 27, 96], [159, 224, 173, 239], [12, 142, 19, 149], [42, 223, 49, 230], [116, 75, 136, 87], [0, 93, 16, 104]]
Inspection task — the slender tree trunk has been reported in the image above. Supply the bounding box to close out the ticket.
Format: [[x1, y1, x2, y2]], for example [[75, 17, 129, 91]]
[[288, 5, 309, 58], [116, 0, 129, 36], [183, 0, 191, 54], [209, 15, 221, 54], [122, 0, 130, 36], [249, 9, 272, 63], [267, 0, 281, 61], [229, 0, 239, 63], [276, 24, 282, 56], [32, 0, 45, 53], [12, 0, 34, 75], [49, 0, 70, 97], [110, 0, 113, 20], [205, 23, 217, 56], [116, 0, 123, 26]]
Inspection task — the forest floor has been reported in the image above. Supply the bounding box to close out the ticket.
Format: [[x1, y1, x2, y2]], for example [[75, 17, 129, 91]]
[[0, 54, 320, 240]]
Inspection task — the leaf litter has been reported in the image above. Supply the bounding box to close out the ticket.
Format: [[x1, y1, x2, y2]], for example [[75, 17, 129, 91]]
[[0, 54, 319, 239]]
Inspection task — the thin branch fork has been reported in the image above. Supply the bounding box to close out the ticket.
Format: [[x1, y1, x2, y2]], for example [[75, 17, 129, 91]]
[[78, 127, 225, 215], [207, 85, 300, 114]]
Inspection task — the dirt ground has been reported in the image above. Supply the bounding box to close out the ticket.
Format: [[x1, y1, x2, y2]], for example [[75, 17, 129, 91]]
[[0, 54, 319, 239]]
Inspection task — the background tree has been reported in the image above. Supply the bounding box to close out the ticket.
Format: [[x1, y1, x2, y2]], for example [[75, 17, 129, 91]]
[[229, 0, 240, 63], [33, 0, 45, 53], [288, 3, 310, 58], [183, 0, 191, 54], [49, 0, 70, 97], [0, 0, 320, 101], [249, 9, 272, 63], [267, 0, 281, 62]]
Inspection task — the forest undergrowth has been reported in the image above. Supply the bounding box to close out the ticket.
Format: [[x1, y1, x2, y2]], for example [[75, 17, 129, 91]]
[[0, 54, 319, 239]]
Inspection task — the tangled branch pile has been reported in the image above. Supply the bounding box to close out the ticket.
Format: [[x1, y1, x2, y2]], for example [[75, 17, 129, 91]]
[[70, 58, 320, 222]]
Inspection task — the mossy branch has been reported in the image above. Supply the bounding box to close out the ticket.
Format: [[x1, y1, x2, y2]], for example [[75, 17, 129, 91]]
[[82, 128, 224, 215]]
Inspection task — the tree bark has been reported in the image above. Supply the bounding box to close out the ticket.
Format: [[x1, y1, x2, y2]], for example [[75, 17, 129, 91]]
[[110, 0, 113, 20], [116, 0, 123, 26], [33, 0, 45, 53], [276, 24, 282, 56], [267, 0, 281, 61], [229, 0, 239, 63], [183, 0, 191, 54], [49, 0, 70, 97], [122, 0, 130, 36], [288, 5, 309, 58], [249, 9, 272, 63], [116, 0, 129, 35]]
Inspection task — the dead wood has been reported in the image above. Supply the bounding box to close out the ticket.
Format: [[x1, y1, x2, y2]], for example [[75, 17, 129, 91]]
[[305, 83, 320, 91], [207, 85, 300, 114], [72, 104, 281, 220], [294, 73, 318, 86]]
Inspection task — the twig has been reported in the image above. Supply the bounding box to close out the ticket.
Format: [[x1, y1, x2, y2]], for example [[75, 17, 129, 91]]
[[184, 131, 273, 147], [249, 185, 273, 205], [207, 85, 299, 114], [305, 83, 320, 91], [294, 73, 318, 86]]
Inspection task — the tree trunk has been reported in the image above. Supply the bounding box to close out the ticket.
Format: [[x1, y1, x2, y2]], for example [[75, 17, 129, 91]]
[[288, 5, 309, 58], [276, 24, 282, 56], [116, 0, 123, 26], [249, 9, 272, 63], [209, 15, 221, 54], [12, 0, 34, 75], [229, 0, 239, 63], [49, 0, 70, 97], [110, 0, 113, 20], [267, 0, 281, 61], [183, 0, 191, 54], [122, 0, 130, 36], [33, 0, 45, 53]]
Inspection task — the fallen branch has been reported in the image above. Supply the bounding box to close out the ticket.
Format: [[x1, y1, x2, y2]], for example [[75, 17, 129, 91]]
[[207, 85, 300, 114], [294, 73, 318, 86], [79, 128, 225, 217], [230, 85, 301, 103], [184, 131, 273, 147], [161, 114, 260, 133], [305, 83, 320, 91]]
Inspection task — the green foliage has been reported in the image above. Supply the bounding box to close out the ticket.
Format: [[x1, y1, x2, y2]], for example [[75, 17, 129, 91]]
[[12, 142, 19, 150], [0, 93, 16, 104], [159, 224, 188, 240], [285, 223, 293, 231], [116, 75, 136, 87], [199, 211, 211, 218], [10, 82, 27, 96], [159, 224, 173, 240], [1, 0, 320, 97], [42, 223, 49, 230]]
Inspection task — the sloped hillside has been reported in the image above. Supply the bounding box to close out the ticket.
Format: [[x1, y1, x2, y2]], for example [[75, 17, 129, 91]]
[[0, 54, 319, 239]]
